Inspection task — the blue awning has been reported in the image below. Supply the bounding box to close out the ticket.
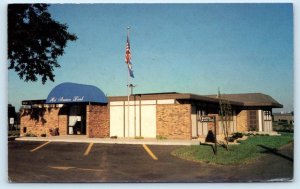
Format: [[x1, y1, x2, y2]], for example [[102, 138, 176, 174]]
[[46, 82, 108, 104]]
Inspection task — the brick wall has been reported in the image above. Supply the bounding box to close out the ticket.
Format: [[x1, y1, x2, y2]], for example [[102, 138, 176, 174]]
[[156, 104, 192, 139], [58, 116, 67, 135], [236, 110, 249, 132], [20, 107, 67, 136], [86, 104, 110, 138]]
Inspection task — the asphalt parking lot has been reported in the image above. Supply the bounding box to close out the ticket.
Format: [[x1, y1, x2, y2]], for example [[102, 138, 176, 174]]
[[8, 141, 293, 183]]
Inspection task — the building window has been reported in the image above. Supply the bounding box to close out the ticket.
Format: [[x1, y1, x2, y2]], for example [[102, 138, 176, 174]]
[[249, 110, 257, 131], [263, 111, 272, 121]]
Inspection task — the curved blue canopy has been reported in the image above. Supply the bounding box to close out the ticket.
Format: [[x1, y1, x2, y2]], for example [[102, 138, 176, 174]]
[[46, 82, 108, 104]]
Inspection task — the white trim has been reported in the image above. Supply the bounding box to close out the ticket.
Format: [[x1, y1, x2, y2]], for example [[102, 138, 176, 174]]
[[110, 101, 123, 106], [258, 110, 263, 132], [140, 100, 156, 105], [157, 99, 175, 104]]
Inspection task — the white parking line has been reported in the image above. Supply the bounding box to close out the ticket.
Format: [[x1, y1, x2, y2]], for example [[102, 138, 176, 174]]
[[142, 144, 158, 160], [84, 143, 94, 156], [30, 141, 51, 152]]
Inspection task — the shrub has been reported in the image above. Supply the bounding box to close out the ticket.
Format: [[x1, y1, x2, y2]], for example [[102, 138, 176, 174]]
[[232, 132, 243, 138], [110, 135, 117, 139], [225, 132, 244, 142], [25, 133, 37, 137], [156, 135, 167, 140], [41, 134, 46, 137], [134, 136, 144, 139], [8, 131, 20, 137], [225, 137, 235, 142]]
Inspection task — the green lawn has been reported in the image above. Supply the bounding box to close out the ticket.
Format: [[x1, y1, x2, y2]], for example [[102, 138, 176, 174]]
[[171, 133, 293, 165]]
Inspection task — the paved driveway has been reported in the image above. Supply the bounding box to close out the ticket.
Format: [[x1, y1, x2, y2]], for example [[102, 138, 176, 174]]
[[8, 141, 293, 182]]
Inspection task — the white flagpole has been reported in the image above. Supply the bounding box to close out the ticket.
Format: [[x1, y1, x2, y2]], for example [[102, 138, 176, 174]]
[[127, 27, 130, 138], [127, 71, 130, 137]]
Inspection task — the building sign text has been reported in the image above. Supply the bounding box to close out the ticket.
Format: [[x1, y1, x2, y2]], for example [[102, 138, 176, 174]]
[[200, 116, 215, 122], [49, 96, 85, 103]]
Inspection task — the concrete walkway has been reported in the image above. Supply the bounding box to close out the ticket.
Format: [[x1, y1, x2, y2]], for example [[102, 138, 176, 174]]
[[15, 135, 200, 146]]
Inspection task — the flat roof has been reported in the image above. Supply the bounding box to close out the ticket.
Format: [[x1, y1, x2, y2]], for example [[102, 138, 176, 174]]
[[108, 93, 228, 103], [109, 92, 282, 108]]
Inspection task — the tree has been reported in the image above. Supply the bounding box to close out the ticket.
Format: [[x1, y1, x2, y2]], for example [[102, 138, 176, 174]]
[[218, 89, 232, 151], [8, 4, 78, 84]]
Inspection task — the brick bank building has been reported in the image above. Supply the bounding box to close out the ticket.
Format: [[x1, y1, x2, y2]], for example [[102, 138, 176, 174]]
[[20, 82, 283, 140]]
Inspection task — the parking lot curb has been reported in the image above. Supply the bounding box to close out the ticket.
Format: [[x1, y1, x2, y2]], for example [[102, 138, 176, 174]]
[[15, 137, 200, 146]]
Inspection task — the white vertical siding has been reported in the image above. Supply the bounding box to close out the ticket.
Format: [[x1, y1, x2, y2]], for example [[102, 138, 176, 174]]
[[218, 121, 224, 134], [258, 110, 263, 132], [199, 122, 208, 136], [110, 100, 156, 138], [141, 105, 156, 138], [126, 104, 142, 137], [134, 102, 141, 137], [218, 120, 235, 134], [110, 106, 124, 137], [263, 111, 273, 132]]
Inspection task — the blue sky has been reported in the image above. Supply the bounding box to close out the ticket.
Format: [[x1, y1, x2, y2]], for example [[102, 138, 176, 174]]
[[8, 3, 293, 112]]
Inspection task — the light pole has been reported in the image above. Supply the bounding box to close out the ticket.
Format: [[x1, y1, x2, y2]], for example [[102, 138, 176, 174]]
[[127, 84, 136, 95]]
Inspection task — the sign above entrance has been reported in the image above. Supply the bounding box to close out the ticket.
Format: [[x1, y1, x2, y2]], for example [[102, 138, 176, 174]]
[[49, 96, 85, 103]]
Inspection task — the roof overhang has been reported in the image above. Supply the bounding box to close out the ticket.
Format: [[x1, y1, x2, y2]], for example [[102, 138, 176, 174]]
[[243, 102, 283, 108], [109, 92, 282, 108], [22, 99, 46, 105]]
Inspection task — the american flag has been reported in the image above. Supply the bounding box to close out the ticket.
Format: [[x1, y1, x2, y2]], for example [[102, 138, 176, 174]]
[[125, 34, 134, 78], [125, 35, 131, 64]]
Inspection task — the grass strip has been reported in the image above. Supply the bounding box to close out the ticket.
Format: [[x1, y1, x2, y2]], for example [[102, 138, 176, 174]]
[[171, 133, 293, 165]]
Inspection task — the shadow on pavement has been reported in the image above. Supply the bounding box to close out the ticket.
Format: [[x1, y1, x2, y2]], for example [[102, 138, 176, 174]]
[[257, 144, 293, 162]]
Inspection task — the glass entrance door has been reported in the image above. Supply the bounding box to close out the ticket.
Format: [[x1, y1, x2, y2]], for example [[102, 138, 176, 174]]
[[68, 105, 86, 135]]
